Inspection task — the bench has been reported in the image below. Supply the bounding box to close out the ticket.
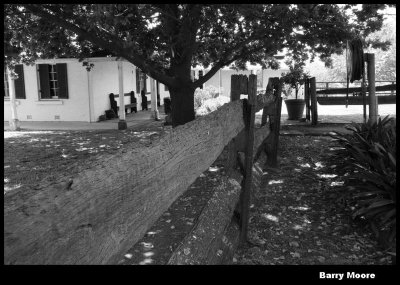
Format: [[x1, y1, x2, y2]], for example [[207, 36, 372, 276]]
[[117, 103, 137, 112]]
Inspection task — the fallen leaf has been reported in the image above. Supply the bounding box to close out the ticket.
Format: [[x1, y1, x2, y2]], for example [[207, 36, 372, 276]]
[[292, 252, 301, 258], [183, 248, 190, 255]]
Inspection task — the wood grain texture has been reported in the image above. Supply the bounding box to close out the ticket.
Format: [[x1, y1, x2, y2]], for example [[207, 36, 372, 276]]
[[4, 99, 245, 265], [167, 171, 242, 265], [315, 83, 396, 95], [257, 78, 276, 113], [239, 74, 257, 243], [310, 77, 318, 125], [167, 150, 268, 265]]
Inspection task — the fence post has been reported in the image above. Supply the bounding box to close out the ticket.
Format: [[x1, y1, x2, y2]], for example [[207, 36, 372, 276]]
[[117, 60, 127, 130], [239, 74, 256, 244], [230, 75, 241, 101], [304, 78, 310, 121], [361, 69, 367, 123], [225, 75, 242, 174], [266, 78, 282, 167], [310, 77, 318, 125], [261, 78, 275, 126], [391, 82, 394, 96], [366, 53, 378, 124]]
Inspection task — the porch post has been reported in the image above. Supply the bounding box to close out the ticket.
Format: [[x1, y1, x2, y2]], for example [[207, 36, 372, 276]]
[[150, 77, 159, 120], [7, 67, 20, 131], [261, 68, 264, 89], [219, 69, 222, 95], [117, 59, 127, 130], [87, 67, 95, 122]]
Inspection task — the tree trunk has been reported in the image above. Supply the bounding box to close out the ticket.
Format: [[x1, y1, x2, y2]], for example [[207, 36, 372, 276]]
[[169, 83, 195, 127]]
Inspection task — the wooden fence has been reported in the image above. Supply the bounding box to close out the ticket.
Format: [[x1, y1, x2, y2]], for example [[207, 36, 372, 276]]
[[4, 75, 282, 265]]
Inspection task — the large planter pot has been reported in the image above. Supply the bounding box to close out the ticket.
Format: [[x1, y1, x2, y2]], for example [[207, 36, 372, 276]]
[[285, 99, 305, 120]]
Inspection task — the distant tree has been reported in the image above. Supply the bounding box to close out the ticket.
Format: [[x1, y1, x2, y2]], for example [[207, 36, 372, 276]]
[[4, 4, 393, 126], [306, 15, 396, 83], [281, 58, 310, 99]]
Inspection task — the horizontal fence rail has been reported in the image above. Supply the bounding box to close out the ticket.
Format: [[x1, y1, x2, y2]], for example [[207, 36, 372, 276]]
[[316, 83, 396, 95], [4, 76, 280, 265], [167, 75, 282, 264]]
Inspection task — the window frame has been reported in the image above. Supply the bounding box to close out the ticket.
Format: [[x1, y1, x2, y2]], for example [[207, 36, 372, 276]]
[[37, 63, 68, 100]]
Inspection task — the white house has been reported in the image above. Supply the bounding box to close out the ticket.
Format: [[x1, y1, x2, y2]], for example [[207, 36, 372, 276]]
[[196, 66, 288, 97], [4, 57, 287, 123], [4, 57, 170, 122]]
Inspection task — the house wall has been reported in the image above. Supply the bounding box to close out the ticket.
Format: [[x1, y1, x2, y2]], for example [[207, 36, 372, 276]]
[[158, 81, 170, 105], [4, 59, 90, 122], [90, 60, 139, 120], [4, 57, 167, 123], [200, 68, 289, 98], [4, 58, 285, 123]]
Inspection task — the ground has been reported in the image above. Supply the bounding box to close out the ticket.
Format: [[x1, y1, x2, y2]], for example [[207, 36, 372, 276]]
[[4, 121, 165, 195], [3, 115, 395, 265], [233, 135, 395, 265]]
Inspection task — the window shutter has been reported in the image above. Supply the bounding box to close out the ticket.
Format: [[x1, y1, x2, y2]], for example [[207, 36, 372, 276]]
[[136, 68, 140, 93], [56, 63, 69, 99], [38, 64, 51, 99], [143, 73, 148, 93], [14, 64, 26, 99]]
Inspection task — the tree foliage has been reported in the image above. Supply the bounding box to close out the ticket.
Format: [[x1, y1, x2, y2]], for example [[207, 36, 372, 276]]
[[306, 14, 396, 82], [281, 58, 310, 99], [4, 4, 393, 126]]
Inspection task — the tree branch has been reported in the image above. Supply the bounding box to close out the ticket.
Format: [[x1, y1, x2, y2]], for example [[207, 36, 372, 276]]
[[23, 4, 176, 87], [193, 42, 276, 89]]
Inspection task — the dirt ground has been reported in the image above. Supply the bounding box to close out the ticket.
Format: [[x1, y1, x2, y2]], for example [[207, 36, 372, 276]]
[[3, 120, 395, 265], [233, 135, 395, 265]]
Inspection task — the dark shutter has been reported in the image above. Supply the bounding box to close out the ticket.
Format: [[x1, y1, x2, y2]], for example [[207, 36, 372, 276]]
[[38, 64, 51, 99], [143, 73, 148, 93], [56, 63, 68, 99], [14, 64, 26, 99], [136, 68, 140, 93], [164, 84, 168, 91]]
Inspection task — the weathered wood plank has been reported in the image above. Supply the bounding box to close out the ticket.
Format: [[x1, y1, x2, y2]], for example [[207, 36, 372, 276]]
[[4, 99, 246, 265], [167, 171, 242, 264], [239, 74, 257, 243], [315, 83, 396, 95], [310, 77, 318, 125], [167, 149, 268, 265], [255, 85, 276, 113]]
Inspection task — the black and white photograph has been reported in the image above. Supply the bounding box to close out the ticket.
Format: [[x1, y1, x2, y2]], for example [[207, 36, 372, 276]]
[[3, 4, 396, 277]]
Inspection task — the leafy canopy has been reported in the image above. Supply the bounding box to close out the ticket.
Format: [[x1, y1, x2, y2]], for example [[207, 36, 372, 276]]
[[4, 4, 393, 90], [281, 58, 310, 99]]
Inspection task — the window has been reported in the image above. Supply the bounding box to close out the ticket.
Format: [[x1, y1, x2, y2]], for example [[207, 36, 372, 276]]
[[49, 64, 59, 97], [37, 63, 68, 99], [4, 65, 26, 99]]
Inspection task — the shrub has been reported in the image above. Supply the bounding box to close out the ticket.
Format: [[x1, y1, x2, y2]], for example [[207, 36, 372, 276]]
[[195, 96, 230, 116], [330, 116, 396, 246], [194, 85, 228, 116], [194, 85, 223, 110]]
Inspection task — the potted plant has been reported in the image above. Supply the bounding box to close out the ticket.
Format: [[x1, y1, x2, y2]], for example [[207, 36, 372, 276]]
[[281, 58, 310, 120]]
